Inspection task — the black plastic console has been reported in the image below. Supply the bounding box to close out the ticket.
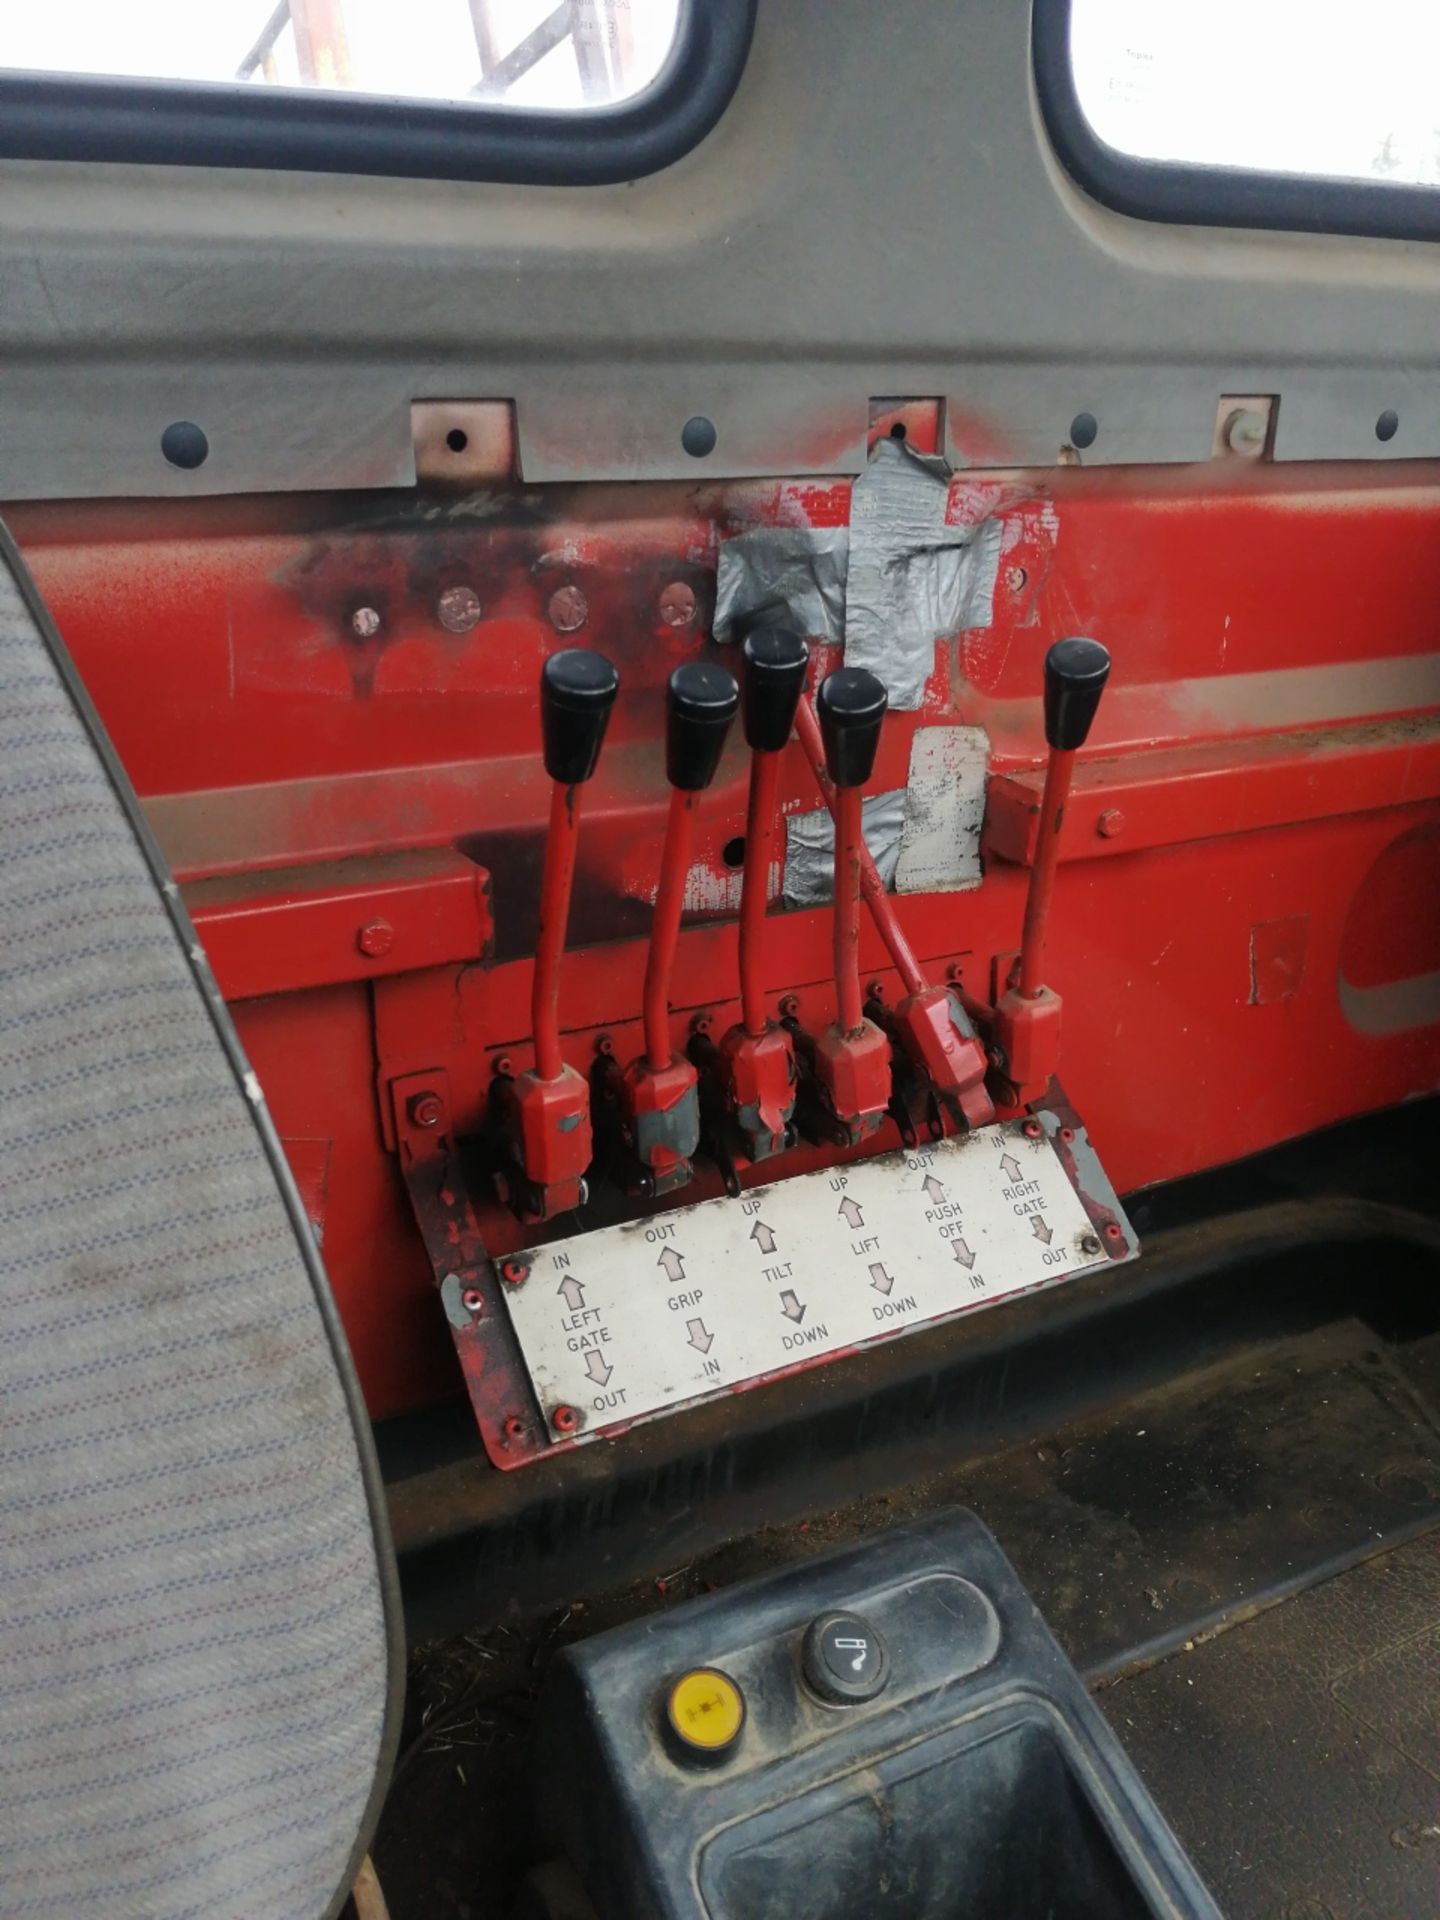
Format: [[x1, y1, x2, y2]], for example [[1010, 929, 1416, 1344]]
[[532, 1509, 1221, 1919]]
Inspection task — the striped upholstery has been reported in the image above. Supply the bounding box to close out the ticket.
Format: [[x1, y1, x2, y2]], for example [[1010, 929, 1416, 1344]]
[[0, 528, 398, 1919]]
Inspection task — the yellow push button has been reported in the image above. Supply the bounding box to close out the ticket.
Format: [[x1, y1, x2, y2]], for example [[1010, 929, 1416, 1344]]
[[664, 1667, 745, 1760]]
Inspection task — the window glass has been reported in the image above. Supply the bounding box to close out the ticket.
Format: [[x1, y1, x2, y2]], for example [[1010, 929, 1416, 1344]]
[[1070, 0, 1440, 188], [0, 0, 683, 111]]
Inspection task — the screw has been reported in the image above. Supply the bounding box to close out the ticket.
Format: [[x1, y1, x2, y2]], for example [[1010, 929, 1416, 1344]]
[[1080, 1233, 1102, 1256], [1224, 406, 1268, 456], [1022, 1117, 1043, 1139], [461, 1287, 484, 1313], [407, 1091, 442, 1129], [357, 917, 394, 958], [491, 1053, 514, 1078], [779, 994, 800, 1020], [1004, 564, 1028, 594], [350, 605, 382, 639], [500, 1258, 528, 1286], [552, 1404, 580, 1434], [548, 585, 588, 633], [437, 585, 482, 634], [1097, 808, 1126, 839], [503, 1416, 526, 1442], [658, 580, 697, 628]]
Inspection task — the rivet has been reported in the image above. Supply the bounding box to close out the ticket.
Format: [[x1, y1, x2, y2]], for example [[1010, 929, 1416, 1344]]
[[548, 585, 588, 633], [437, 585, 482, 634], [350, 605, 382, 639], [1224, 407, 1268, 456], [658, 581, 697, 628], [552, 1404, 580, 1434]]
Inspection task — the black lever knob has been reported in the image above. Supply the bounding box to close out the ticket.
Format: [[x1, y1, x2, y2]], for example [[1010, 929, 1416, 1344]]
[[667, 662, 739, 791], [817, 667, 887, 789], [1043, 637, 1110, 752], [541, 648, 620, 785], [741, 628, 810, 753]]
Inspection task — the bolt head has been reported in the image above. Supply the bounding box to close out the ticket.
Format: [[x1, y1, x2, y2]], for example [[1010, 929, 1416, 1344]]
[[437, 585, 482, 634], [357, 917, 394, 958], [350, 605, 382, 639], [548, 585, 588, 633], [658, 580, 697, 628], [1097, 807, 1126, 839], [407, 1091, 443, 1129]]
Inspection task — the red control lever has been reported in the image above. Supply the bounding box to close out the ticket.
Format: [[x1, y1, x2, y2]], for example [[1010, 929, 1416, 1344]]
[[622, 661, 739, 1195], [719, 629, 809, 1164], [808, 668, 894, 1146], [995, 636, 1111, 1104], [501, 647, 619, 1219], [794, 698, 992, 1132]]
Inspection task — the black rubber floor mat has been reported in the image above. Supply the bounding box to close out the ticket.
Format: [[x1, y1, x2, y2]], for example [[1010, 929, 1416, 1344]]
[[1107, 1530, 1440, 1920], [963, 1320, 1440, 1678]]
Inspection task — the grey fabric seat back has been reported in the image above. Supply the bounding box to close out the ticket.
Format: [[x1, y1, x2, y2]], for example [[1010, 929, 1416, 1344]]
[[0, 525, 401, 1920]]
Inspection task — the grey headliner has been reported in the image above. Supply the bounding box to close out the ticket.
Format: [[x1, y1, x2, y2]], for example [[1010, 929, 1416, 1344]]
[[0, 0, 1436, 500]]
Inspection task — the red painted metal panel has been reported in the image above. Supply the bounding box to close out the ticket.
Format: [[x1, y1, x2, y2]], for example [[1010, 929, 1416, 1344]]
[[9, 462, 1440, 1420], [187, 848, 492, 1000]]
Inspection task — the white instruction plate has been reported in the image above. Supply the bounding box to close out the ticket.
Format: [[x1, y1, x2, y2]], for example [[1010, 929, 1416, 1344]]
[[498, 1120, 1126, 1444]]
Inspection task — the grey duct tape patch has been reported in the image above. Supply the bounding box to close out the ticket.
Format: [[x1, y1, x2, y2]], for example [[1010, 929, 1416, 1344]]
[[895, 726, 989, 895], [783, 789, 905, 909], [845, 437, 1002, 709], [713, 525, 849, 646]]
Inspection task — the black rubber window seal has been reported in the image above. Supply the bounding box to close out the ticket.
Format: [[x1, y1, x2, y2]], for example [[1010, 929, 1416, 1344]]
[[0, 0, 755, 185], [1033, 0, 1440, 243]]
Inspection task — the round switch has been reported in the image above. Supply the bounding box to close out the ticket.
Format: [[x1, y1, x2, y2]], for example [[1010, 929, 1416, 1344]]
[[801, 1611, 890, 1705], [664, 1667, 745, 1761]]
